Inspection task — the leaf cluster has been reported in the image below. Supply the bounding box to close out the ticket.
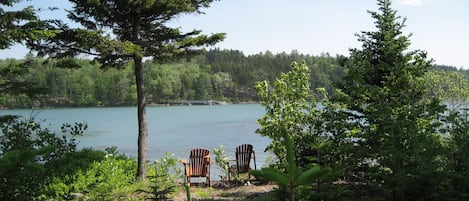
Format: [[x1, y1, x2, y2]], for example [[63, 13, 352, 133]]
[[250, 128, 331, 201], [31, 0, 225, 68], [0, 116, 86, 200], [1, 1, 58, 49], [141, 152, 183, 200], [255, 61, 318, 166], [253, 61, 334, 201]]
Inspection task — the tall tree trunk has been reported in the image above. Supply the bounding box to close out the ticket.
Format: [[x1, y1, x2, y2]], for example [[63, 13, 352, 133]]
[[134, 55, 148, 179]]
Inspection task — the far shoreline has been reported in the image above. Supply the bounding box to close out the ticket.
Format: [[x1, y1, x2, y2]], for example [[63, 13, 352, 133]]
[[0, 101, 260, 110]]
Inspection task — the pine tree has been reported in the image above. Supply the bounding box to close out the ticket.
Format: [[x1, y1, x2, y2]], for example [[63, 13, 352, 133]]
[[32, 0, 225, 179], [336, 0, 445, 199], [0, 1, 56, 96]]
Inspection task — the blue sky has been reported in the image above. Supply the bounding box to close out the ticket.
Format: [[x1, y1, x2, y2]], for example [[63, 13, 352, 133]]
[[1, 0, 468, 69]]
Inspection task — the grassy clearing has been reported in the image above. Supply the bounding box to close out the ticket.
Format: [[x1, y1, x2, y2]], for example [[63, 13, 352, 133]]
[[174, 182, 277, 201]]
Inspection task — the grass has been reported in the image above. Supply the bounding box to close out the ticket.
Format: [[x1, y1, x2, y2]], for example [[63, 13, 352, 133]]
[[172, 182, 277, 201]]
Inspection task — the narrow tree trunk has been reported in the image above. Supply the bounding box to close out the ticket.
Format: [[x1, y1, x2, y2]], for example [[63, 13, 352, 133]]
[[135, 56, 148, 179]]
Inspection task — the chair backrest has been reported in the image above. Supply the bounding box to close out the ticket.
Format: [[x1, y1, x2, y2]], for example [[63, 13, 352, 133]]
[[235, 144, 254, 173], [189, 148, 210, 176]]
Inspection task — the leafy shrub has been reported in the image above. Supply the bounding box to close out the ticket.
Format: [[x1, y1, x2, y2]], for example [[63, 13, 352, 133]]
[[38, 146, 137, 200], [71, 154, 137, 199], [0, 117, 84, 201], [39, 148, 107, 200], [437, 108, 469, 200], [213, 145, 229, 181], [143, 152, 183, 200], [254, 61, 337, 201], [255, 61, 330, 171], [250, 127, 331, 201]]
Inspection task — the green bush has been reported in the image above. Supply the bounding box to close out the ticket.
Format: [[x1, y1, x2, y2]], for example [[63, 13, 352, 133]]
[[255, 61, 323, 169], [0, 115, 138, 201], [213, 145, 229, 181], [437, 109, 469, 200], [74, 155, 137, 198], [39, 148, 107, 199], [0, 117, 84, 201], [40, 152, 137, 200], [253, 61, 333, 201], [143, 152, 183, 200], [250, 127, 331, 201]]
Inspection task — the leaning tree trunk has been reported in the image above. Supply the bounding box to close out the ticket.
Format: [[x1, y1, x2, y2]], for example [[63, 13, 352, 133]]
[[134, 55, 148, 179]]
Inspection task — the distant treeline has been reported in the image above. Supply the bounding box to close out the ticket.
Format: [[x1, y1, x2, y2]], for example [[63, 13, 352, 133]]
[[1, 49, 467, 108]]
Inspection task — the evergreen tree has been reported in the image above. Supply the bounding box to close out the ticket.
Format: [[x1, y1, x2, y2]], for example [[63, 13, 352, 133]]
[[31, 0, 225, 179], [335, 0, 445, 200], [0, 1, 56, 97]]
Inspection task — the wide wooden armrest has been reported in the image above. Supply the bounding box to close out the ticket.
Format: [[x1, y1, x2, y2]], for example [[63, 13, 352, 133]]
[[181, 159, 188, 165], [203, 155, 214, 164]]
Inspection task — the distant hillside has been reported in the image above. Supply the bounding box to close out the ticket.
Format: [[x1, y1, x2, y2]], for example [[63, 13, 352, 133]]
[[0, 49, 467, 108]]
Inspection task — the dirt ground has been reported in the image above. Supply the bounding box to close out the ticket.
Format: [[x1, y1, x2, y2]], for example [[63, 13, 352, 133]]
[[173, 181, 277, 201]]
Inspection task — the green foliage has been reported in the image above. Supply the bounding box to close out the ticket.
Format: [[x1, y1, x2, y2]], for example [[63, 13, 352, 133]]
[[250, 128, 331, 201], [142, 152, 183, 200], [7, 50, 465, 109], [255, 61, 332, 171], [195, 187, 213, 198], [334, 0, 447, 200], [213, 145, 229, 181], [0, 49, 353, 108], [424, 70, 469, 111], [0, 116, 85, 201], [195, 71, 214, 100], [0, 115, 142, 201], [184, 183, 192, 201], [39, 148, 107, 200], [0, 1, 58, 100], [31, 0, 226, 179], [253, 61, 333, 201], [0, 149, 48, 200], [0, 55, 47, 101], [34, 0, 226, 65], [0, 148, 46, 173], [0, 1, 58, 49], [0, 117, 84, 162], [437, 108, 469, 200], [64, 155, 136, 200]]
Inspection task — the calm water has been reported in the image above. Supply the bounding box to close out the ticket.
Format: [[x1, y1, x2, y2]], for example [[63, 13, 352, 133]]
[[0, 104, 271, 173]]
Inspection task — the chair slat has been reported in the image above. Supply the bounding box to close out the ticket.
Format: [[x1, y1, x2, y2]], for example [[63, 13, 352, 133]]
[[184, 148, 211, 187], [230, 144, 256, 182]]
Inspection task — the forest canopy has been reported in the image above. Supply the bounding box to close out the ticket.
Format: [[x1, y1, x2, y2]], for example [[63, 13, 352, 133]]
[[0, 49, 467, 109]]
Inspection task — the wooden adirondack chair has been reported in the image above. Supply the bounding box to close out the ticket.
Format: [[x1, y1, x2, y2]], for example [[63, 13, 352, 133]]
[[182, 148, 211, 187], [228, 144, 257, 181]]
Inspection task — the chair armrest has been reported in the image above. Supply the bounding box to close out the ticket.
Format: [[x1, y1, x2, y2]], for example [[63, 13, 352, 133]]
[[203, 155, 214, 164], [181, 159, 191, 176]]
